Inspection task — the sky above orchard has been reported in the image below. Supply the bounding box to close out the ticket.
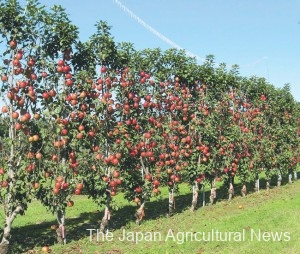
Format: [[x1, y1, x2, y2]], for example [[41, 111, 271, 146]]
[[19, 0, 300, 101]]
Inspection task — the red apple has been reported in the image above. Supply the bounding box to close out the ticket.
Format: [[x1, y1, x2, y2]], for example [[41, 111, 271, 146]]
[[9, 40, 17, 49], [113, 170, 120, 178], [100, 66, 107, 73], [67, 200, 74, 207]]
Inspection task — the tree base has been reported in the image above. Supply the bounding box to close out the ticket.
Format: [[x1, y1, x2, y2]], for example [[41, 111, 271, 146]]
[[190, 201, 197, 211], [99, 218, 109, 233], [0, 240, 9, 254], [135, 207, 145, 225], [241, 184, 247, 197], [209, 195, 215, 205], [167, 206, 174, 217], [56, 226, 66, 244]]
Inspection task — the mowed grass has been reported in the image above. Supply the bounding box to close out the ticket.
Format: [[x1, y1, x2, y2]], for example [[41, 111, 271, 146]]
[[3, 177, 300, 254]]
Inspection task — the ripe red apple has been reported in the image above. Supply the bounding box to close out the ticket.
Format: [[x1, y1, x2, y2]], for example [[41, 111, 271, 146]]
[[133, 197, 140, 203], [53, 187, 60, 194], [62, 182, 69, 190], [55, 182, 62, 189], [195, 176, 202, 183], [145, 174, 152, 181], [103, 176, 109, 182], [76, 182, 84, 190], [135, 186, 142, 193], [65, 73, 72, 79], [113, 170, 120, 178], [153, 179, 160, 187], [30, 73, 37, 80], [57, 59, 64, 66], [100, 66, 107, 73], [144, 132, 151, 139], [111, 158, 119, 165], [65, 79, 73, 86], [7, 91, 14, 100], [145, 94, 151, 101], [109, 180, 116, 187], [41, 71, 47, 78], [48, 89, 56, 97], [61, 129, 68, 136], [1, 75, 8, 82], [63, 65, 71, 73], [27, 58, 35, 66], [9, 40, 17, 49], [56, 176, 64, 183], [1, 106, 8, 113], [51, 155, 58, 162], [76, 133, 83, 139], [88, 131, 95, 138], [78, 125, 85, 131], [42, 92, 50, 100], [67, 200, 74, 207], [15, 52, 23, 60]]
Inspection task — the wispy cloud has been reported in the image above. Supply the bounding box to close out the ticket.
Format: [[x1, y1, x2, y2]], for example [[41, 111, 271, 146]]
[[112, 0, 205, 62]]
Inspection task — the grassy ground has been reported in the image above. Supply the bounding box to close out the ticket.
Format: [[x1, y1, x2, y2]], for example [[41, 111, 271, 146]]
[[4, 177, 300, 254]]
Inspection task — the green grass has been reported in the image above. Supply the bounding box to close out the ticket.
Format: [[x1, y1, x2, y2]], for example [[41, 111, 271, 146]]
[[4, 178, 300, 254]]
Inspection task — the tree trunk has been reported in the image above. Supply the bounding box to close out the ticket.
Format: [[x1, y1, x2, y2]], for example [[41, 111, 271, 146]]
[[294, 171, 298, 181], [228, 182, 234, 201], [241, 183, 247, 197], [56, 209, 66, 244], [288, 173, 292, 184], [135, 202, 145, 224], [99, 205, 110, 233], [202, 184, 206, 207], [167, 189, 175, 217], [190, 182, 199, 211], [209, 180, 216, 205], [277, 173, 282, 187], [266, 178, 270, 192], [0, 206, 23, 254], [0, 228, 10, 254], [254, 175, 260, 192]]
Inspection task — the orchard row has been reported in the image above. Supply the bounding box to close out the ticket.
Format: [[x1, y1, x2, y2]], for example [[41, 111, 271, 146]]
[[0, 1, 299, 252]]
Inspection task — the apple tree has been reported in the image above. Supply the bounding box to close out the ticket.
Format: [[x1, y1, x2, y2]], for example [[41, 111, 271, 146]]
[[0, 0, 81, 249]]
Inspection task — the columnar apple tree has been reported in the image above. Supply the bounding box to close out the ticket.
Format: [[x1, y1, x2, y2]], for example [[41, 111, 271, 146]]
[[0, 0, 80, 251], [71, 21, 130, 232]]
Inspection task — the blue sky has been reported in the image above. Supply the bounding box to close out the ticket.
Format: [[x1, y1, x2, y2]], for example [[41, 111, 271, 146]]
[[18, 0, 300, 101]]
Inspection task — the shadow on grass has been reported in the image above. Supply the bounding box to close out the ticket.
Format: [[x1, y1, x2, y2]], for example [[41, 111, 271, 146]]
[[9, 174, 298, 253], [10, 193, 193, 253]]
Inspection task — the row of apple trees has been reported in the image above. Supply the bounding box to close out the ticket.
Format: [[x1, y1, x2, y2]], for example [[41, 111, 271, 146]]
[[0, 1, 300, 253]]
